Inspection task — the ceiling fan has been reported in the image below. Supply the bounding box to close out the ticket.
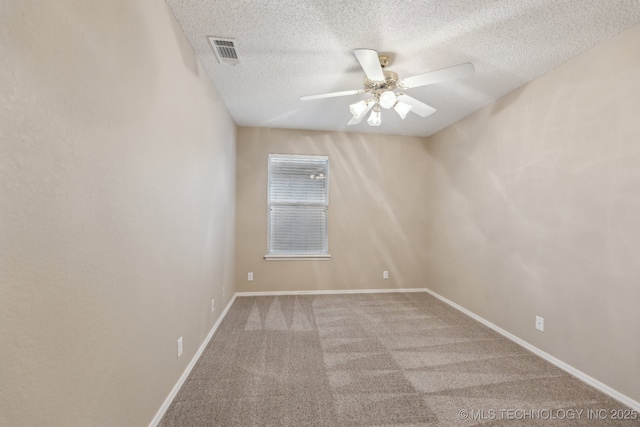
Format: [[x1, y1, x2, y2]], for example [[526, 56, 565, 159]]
[[300, 49, 474, 127]]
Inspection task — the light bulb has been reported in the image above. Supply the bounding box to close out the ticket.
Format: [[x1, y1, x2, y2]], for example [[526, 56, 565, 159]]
[[394, 101, 413, 119], [379, 91, 397, 109], [367, 107, 382, 126]]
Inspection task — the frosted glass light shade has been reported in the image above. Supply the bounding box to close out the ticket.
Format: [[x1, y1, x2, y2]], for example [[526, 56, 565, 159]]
[[394, 101, 413, 119], [347, 99, 374, 125], [367, 107, 382, 126], [349, 100, 368, 118], [379, 91, 397, 109]]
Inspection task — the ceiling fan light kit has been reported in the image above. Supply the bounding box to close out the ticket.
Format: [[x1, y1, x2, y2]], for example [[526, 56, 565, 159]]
[[301, 48, 474, 127]]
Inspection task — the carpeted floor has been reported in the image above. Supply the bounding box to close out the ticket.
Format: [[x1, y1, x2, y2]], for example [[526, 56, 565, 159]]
[[160, 293, 639, 426]]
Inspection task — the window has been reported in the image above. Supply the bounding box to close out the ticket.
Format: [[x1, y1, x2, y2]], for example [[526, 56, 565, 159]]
[[266, 154, 330, 260]]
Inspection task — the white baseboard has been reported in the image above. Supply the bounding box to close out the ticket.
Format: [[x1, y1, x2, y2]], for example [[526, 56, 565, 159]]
[[235, 288, 429, 297], [421, 288, 640, 412], [148, 294, 238, 427]]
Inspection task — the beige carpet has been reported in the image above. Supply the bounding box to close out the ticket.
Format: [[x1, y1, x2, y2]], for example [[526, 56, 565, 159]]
[[160, 293, 639, 426]]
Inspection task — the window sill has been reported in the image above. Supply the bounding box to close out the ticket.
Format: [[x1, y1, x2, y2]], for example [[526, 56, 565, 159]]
[[264, 254, 331, 261]]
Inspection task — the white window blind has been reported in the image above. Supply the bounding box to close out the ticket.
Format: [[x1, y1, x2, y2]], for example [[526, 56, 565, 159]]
[[267, 154, 329, 259]]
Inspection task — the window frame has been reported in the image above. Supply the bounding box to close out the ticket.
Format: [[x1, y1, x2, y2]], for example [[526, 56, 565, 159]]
[[264, 154, 331, 261]]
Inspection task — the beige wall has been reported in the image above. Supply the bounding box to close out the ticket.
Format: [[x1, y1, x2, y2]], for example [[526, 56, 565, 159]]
[[235, 127, 430, 292], [0, 1, 235, 425], [425, 23, 640, 403]]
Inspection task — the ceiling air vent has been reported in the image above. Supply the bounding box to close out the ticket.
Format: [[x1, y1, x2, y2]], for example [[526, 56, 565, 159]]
[[208, 37, 241, 65]]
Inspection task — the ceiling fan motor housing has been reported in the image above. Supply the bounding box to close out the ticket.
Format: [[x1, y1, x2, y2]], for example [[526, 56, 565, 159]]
[[364, 70, 399, 92], [364, 70, 400, 108]]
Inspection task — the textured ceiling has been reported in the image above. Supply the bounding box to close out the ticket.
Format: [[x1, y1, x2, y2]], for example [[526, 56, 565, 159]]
[[165, 0, 640, 137]]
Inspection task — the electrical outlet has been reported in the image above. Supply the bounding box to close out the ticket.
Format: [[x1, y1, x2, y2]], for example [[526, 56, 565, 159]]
[[535, 316, 544, 332], [383, 270, 389, 279], [211, 298, 215, 313], [177, 337, 183, 358], [248, 272, 253, 281]]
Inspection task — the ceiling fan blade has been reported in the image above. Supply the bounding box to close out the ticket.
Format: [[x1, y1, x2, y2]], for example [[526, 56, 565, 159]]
[[401, 62, 475, 89], [353, 49, 385, 82], [300, 89, 364, 101], [397, 94, 436, 117]]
